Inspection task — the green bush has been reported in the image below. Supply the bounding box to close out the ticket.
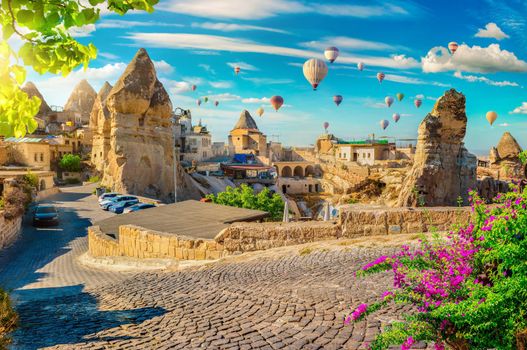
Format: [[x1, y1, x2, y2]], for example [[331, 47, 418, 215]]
[[59, 154, 81, 172], [65, 178, 81, 185], [87, 175, 100, 183], [21, 171, 38, 189], [0, 288, 17, 349], [206, 184, 284, 221]]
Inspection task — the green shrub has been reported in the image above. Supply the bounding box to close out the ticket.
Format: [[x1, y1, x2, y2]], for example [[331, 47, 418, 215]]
[[88, 175, 100, 183], [59, 154, 81, 172], [65, 178, 81, 185], [206, 184, 284, 221], [21, 171, 38, 189], [0, 288, 17, 348]]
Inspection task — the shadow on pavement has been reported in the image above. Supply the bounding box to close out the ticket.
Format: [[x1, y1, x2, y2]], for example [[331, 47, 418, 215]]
[[10, 285, 166, 349]]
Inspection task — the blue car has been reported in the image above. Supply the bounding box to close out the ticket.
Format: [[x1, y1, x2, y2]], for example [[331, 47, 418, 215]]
[[32, 204, 59, 226], [123, 203, 156, 214], [109, 199, 140, 214], [100, 195, 138, 210]]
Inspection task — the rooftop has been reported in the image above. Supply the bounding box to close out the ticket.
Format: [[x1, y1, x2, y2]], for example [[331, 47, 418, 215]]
[[94, 200, 269, 239], [337, 139, 390, 145], [232, 110, 259, 131]]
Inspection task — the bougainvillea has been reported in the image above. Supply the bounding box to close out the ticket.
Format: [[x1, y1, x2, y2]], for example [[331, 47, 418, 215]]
[[348, 185, 527, 349]]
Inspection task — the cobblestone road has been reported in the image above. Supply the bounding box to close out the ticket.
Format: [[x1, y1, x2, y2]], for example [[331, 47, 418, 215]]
[[12, 248, 420, 350]]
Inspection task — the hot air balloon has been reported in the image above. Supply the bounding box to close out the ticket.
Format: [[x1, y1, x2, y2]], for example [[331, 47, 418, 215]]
[[270, 95, 284, 112], [385, 96, 394, 108], [214, 101, 219, 107], [357, 62, 364, 71], [414, 99, 422, 108], [197, 99, 202, 107], [396, 93, 404, 101], [448, 42, 459, 54], [323, 122, 330, 131], [234, 66, 241, 75], [392, 113, 400, 123], [191, 84, 197, 91], [204, 97, 209, 103], [333, 95, 343, 106], [324, 47, 339, 63], [486, 111, 498, 126], [380, 120, 389, 130], [303, 58, 328, 90], [377, 72, 385, 83], [257, 107, 264, 117]]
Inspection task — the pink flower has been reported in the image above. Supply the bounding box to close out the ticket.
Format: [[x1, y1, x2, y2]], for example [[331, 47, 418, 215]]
[[401, 336, 415, 350]]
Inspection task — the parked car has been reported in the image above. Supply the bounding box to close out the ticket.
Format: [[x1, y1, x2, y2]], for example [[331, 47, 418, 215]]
[[32, 204, 59, 226], [100, 195, 138, 210], [123, 203, 156, 214], [98, 192, 119, 204], [109, 199, 140, 214]]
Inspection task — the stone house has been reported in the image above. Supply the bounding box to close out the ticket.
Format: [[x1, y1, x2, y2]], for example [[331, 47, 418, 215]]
[[228, 110, 267, 156], [335, 140, 395, 166], [4, 137, 51, 171]]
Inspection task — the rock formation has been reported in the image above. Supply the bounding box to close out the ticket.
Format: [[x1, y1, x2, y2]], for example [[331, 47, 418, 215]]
[[397, 89, 477, 207], [64, 79, 97, 124], [489, 132, 524, 179], [90, 82, 113, 172], [100, 48, 201, 202], [22, 81, 52, 117]]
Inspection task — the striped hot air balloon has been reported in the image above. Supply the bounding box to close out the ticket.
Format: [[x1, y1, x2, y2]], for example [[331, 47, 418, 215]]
[[323, 122, 330, 131], [191, 84, 197, 91], [270, 96, 284, 111], [392, 113, 400, 123], [333, 95, 343, 106], [414, 99, 422, 108], [303, 58, 328, 90], [380, 119, 389, 130], [448, 42, 459, 54], [234, 66, 241, 75], [385, 96, 394, 108], [324, 47, 339, 63], [357, 62, 364, 71], [377, 72, 385, 83]]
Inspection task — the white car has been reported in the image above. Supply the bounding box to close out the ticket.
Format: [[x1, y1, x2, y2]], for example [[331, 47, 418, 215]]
[[98, 192, 119, 204]]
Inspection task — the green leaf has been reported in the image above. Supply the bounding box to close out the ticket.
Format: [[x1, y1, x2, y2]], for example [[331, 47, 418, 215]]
[[11, 65, 26, 85], [16, 10, 34, 25], [2, 24, 14, 40]]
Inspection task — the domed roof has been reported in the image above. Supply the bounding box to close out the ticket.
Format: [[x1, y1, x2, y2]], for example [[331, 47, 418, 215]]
[[233, 110, 259, 130]]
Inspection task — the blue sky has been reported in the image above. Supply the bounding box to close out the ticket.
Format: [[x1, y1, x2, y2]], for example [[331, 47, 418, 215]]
[[28, 0, 527, 155]]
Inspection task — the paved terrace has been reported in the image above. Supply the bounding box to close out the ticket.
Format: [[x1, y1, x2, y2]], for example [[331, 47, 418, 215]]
[[94, 200, 269, 239]]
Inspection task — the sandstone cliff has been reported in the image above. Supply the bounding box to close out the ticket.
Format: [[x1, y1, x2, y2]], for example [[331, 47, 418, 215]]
[[22, 82, 52, 117], [101, 48, 201, 202], [397, 89, 477, 207], [64, 79, 97, 124], [90, 82, 113, 172], [489, 132, 524, 179]]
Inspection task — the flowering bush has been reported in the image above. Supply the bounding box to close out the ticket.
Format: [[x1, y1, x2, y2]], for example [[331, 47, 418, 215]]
[[348, 186, 527, 349]]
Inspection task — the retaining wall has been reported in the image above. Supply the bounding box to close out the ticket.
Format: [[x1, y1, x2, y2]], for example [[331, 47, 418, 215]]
[[0, 213, 22, 250]]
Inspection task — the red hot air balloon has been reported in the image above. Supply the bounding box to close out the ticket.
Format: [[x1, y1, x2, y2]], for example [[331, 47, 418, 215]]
[[323, 122, 329, 131], [214, 101, 219, 107], [324, 47, 339, 63], [234, 66, 241, 75], [191, 84, 197, 91], [357, 62, 364, 71], [270, 96, 284, 111], [333, 95, 343, 106], [392, 113, 400, 123], [377, 72, 385, 83], [385, 96, 394, 108], [448, 42, 459, 54], [197, 99, 202, 107], [414, 99, 422, 108]]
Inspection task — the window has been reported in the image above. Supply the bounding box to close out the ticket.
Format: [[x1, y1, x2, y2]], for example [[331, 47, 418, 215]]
[[65, 140, 69, 145], [34, 153, 37, 162], [100, 152, 102, 157], [40, 153, 44, 162], [363, 153, 366, 158], [368, 153, 371, 159]]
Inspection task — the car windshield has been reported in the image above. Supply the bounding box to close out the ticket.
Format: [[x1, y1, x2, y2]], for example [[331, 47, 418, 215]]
[[36, 206, 56, 214]]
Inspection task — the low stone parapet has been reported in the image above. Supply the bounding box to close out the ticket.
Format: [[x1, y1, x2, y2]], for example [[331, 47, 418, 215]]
[[88, 224, 227, 261], [215, 221, 340, 253], [339, 205, 472, 237], [0, 213, 22, 250]]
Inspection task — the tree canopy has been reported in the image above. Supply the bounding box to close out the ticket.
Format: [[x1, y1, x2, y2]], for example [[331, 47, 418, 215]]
[[0, 0, 159, 137], [59, 153, 81, 172]]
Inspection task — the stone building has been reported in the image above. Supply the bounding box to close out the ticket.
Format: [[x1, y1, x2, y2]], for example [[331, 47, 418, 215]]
[[175, 110, 212, 163], [335, 140, 395, 166], [228, 110, 267, 156], [3, 137, 51, 171]]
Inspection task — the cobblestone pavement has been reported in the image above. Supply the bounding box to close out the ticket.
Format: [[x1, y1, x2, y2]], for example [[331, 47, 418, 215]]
[[12, 248, 423, 350], [0, 184, 132, 303]]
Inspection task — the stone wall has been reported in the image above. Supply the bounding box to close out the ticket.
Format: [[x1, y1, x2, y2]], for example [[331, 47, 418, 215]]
[[215, 221, 340, 253], [339, 205, 471, 237], [0, 213, 22, 249], [88, 224, 227, 260]]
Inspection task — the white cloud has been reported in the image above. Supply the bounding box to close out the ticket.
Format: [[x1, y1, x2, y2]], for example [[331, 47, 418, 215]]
[[153, 60, 175, 74], [415, 94, 425, 99], [209, 81, 233, 89], [510, 102, 527, 114], [453, 71, 519, 87], [68, 24, 96, 37], [422, 44, 527, 73], [205, 93, 241, 102], [159, 0, 417, 20], [125, 33, 420, 69], [384, 73, 449, 87], [475, 22, 509, 40], [241, 97, 270, 104], [161, 78, 193, 94], [241, 77, 294, 85], [98, 19, 183, 29], [98, 52, 119, 60], [33, 63, 127, 106], [227, 61, 258, 71], [498, 123, 510, 127], [198, 64, 216, 75], [191, 22, 289, 34], [301, 36, 400, 52]]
